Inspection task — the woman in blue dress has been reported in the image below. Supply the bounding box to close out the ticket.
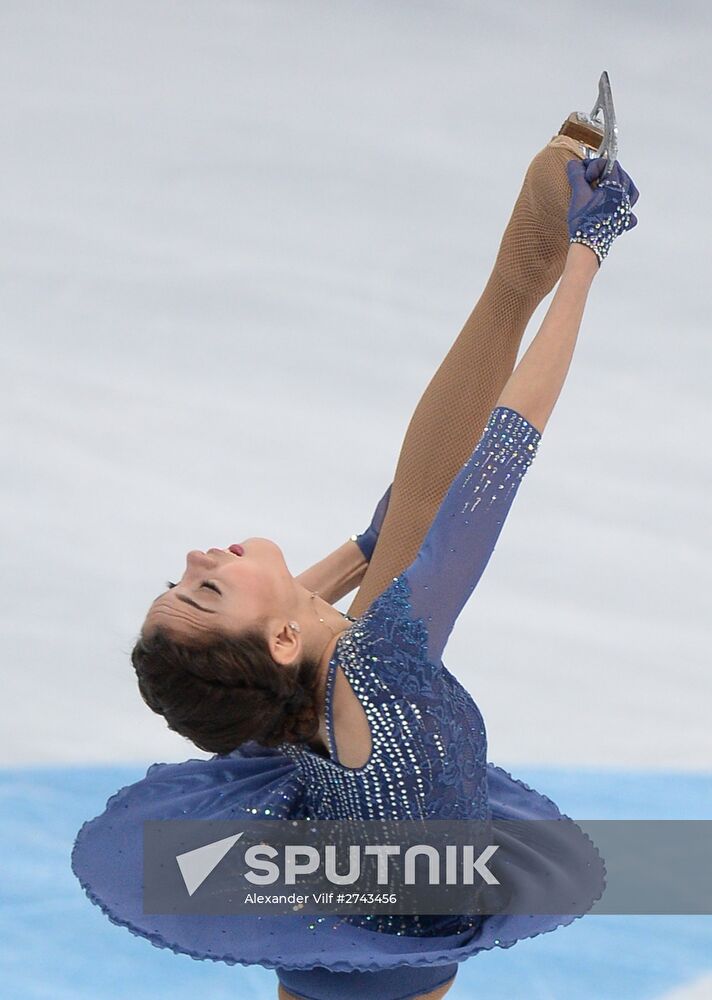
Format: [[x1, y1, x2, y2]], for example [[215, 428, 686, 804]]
[[71, 119, 638, 1000]]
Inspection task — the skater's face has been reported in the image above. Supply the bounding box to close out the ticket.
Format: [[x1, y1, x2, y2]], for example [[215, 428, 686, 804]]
[[142, 539, 297, 646]]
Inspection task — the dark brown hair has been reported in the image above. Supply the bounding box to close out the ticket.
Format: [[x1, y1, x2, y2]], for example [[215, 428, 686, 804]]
[[131, 625, 324, 755]]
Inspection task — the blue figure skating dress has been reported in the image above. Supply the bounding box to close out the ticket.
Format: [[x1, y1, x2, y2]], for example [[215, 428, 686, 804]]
[[71, 406, 605, 1000]]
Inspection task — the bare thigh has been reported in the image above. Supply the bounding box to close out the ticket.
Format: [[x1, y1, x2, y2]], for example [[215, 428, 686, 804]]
[[277, 971, 457, 1000]]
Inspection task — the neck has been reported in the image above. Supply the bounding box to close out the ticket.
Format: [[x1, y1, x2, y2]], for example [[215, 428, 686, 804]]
[[311, 593, 351, 669], [306, 592, 353, 753]]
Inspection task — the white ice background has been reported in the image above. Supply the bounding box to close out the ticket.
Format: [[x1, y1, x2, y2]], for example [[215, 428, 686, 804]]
[[1, 0, 710, 771]]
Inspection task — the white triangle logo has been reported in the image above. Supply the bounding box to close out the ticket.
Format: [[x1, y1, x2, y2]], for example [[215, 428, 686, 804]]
[[176, 832, 244, 896]]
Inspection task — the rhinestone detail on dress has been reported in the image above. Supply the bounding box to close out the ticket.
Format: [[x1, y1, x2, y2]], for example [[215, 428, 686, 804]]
[[273, 405, 541, 938]]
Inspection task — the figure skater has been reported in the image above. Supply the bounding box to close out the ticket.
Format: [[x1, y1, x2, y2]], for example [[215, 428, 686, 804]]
[[71, 98, 638, 1000]]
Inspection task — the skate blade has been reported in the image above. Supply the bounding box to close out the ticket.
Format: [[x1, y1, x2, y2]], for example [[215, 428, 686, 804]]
[[557, 70, 619, 177]]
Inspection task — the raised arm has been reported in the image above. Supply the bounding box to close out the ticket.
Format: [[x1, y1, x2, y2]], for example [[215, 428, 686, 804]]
[[294, 232, 592, 616], [495, 242, 597, 431], [389, 245, 600, 662], [497, 156, 640, 432], [371, 157, 640, 663]]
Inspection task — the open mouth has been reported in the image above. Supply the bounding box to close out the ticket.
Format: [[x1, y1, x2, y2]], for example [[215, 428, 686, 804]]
[[228, 544, 244, 557]]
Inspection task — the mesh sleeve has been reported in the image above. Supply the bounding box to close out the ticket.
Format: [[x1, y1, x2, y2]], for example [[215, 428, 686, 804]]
[[396, 404, 542, 663]]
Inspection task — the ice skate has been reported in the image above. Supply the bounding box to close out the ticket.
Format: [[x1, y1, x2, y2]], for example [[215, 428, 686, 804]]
[[555, 70, 619, 176]]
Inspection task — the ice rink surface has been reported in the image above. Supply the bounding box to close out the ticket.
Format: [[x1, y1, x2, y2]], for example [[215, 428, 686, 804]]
[[1, 1, 710, 997]]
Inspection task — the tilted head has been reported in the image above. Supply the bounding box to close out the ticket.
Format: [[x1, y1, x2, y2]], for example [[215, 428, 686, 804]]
[[133, 539, 326, 755]]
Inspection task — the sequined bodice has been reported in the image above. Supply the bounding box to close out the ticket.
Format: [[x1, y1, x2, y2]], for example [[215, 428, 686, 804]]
[[277, 574, 489, 824], [276, 575, 491, 937]]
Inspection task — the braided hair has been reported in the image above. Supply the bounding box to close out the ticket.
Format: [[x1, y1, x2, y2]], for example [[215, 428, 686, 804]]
[[131, 624, 324, 755]]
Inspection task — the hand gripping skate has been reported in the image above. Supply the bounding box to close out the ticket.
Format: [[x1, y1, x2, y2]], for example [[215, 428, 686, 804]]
[[558, 71, 619, 178]]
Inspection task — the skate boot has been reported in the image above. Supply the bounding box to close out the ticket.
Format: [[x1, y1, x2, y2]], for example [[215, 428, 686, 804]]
[[552, 70, 619, 176]]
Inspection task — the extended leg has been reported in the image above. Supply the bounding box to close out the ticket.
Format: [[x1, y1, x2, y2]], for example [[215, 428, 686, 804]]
[[347, 134, 585, 618]]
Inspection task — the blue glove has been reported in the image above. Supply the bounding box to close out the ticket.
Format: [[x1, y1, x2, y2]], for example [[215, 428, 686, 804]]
[[351, 483, 392, 562], [566, 157, 639, 266]]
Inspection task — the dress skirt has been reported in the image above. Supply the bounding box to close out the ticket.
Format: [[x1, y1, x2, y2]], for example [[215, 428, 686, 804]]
[[71, 744, 605, 999]]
